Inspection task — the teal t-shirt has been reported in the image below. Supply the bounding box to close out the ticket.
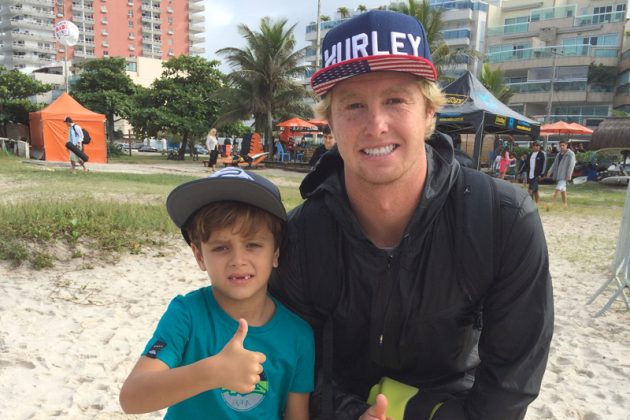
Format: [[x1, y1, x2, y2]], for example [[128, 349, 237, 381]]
[[142, 286, 315, 419]]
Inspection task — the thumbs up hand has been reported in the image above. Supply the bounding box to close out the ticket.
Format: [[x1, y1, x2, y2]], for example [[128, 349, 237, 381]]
[[215, 319, 267, 394]]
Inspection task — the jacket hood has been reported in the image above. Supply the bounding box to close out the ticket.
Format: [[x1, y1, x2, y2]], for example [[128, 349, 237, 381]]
[[298, 132, 462, 246]]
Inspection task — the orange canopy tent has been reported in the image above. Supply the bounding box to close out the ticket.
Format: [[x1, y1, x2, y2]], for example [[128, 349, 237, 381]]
[[29, 92, 107, 163]]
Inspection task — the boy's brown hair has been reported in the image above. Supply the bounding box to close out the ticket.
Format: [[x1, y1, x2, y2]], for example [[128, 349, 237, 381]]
[[185, 201, 283, 250]]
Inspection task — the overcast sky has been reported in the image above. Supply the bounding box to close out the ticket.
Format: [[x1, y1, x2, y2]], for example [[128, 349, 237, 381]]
[[203, 0, 390, 71]]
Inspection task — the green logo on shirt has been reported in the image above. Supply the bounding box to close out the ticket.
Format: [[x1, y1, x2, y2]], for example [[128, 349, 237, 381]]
[[221, 372, 268, 412]]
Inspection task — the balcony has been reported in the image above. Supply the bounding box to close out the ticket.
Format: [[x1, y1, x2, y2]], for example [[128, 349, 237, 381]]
[[9, 18, 53, 31], [613, 84, 630, 108], [487, 22, 529, 37], [188, 1, 205, 12], [10, 6, 55, 19], [574, 11, 625, 27], [71, 3, 94, 12], [508, 80, 614, 104], [442, 8, 473, 22], [189, 13, 204, 23], [488, 45, 620, 70], [189, 22, 204, 33], [10, 30, 54, 42], [12, 42, 55, 53], [189, 45, 205, 55]]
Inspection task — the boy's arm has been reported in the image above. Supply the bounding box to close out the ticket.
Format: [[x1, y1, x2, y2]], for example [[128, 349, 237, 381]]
[[284, 392, 310, 420], [120, 319, 265, 414]]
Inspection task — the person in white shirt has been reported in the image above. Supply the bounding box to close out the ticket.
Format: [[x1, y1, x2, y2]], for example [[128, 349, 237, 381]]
[[205, 127, 219, 172], [522, 141, 547, 204]]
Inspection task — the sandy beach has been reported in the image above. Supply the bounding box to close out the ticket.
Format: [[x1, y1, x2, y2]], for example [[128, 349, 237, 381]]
[[1, 163, 629, 419]]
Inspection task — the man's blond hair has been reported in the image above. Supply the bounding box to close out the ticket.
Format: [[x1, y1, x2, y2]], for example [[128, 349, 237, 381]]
[[313, 76, 446, 138]]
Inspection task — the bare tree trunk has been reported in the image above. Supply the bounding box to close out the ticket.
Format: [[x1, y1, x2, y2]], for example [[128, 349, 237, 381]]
[[266, 108, 273, 154], [178, 132, 189, 160]]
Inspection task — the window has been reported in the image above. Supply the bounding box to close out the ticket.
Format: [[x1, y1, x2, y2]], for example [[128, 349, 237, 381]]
[[128, 10, 133, 17], [128, 20, 133, 28], [168, 17, 173, 25], [128, 32, 134, 39], [126, 61, 137, 72]]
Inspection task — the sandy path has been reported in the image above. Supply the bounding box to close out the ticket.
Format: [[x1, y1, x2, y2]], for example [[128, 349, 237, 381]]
[[1, 163, 629, 419]]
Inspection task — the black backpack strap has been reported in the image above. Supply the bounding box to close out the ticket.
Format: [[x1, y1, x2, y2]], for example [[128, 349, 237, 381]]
[[454, 168, 502, 321], [301, 198, 342, 419]]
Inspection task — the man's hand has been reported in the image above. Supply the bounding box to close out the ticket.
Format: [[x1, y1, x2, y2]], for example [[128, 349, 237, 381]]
[[360, 394, 392, 420], [214, 318, 266, 394]]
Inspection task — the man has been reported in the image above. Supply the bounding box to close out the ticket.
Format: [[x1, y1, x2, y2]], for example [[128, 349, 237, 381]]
[[64, 117, 88, 173], [270, 10, 553, 420], [308, 125, 336, 168], [522, 141, 547, 204], [546, 139, 576, 208]]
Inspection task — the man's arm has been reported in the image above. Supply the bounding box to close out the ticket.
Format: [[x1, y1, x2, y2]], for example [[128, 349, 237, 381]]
[[462, 189, 553, 419], [284, 392, 310, 420], [119, 319, 266, 414], [566, 152, 577, 180]]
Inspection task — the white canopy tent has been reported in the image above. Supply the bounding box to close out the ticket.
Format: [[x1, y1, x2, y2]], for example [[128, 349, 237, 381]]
[[587, 183, 630, 316]]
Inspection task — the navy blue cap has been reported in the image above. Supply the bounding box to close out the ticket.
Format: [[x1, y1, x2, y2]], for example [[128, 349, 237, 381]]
[[166, 167, 287, 244], [311, 10, 437, 96]]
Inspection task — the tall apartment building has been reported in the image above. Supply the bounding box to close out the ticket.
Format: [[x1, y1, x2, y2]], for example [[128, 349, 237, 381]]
[[303, 1, 493, 87], [486, 0, 627, 127], [0, 0, 205, 71], [431, 0, 492, 80]]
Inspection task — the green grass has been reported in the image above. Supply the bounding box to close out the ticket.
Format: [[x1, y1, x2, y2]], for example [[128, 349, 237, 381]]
[[0, 154, 306, 269], [1, 154, 627, 269]]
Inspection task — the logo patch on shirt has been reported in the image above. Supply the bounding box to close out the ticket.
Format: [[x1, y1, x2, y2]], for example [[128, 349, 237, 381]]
[[221, 371, 268, 412], [146, 340, 166, 359]]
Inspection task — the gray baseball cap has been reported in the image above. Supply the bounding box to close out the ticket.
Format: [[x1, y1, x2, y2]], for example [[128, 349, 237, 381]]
[[166, 167, 287, 244]]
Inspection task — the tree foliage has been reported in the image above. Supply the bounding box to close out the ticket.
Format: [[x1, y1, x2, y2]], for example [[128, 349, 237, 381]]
[[129, 55, 225, 159], [217, 17, 312, 152], [0, 66, 52, 137], [479, 63, 514, 104], [337, 7, 351, 18], [70, 58, 138, 144]]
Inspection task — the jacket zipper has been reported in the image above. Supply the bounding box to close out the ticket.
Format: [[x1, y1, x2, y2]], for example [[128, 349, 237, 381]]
[[378, 255, 393, 349]]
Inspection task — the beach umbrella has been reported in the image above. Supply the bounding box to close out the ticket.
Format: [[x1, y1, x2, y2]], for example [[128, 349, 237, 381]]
[[567, 122, 593, 135], [540, 121, 577, 135], [276, 117, 318, 129], [308, 119, 329, 126]]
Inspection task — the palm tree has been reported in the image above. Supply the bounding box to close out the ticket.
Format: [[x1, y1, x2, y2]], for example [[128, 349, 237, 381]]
[[337, 7, 350, 19], [217, 17, 312, 152], [357, 4, 368, 12], [320, 15, 331, 21], [479, 63, 514, 103]]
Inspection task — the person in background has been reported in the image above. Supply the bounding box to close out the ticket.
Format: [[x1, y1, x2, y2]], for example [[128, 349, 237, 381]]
[[120, 168, 314, 419], [546, 139, 576, 208], [206, 127, 219, 172], [522, 141, 547, 204], [270, 9, 552, 420], [308, 126, 336, 168], [64, 117, 88, 174]]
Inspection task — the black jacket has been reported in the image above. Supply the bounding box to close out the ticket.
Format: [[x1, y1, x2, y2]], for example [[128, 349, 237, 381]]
[[522, 150, 547, 179], [270, 133, 553, 420]]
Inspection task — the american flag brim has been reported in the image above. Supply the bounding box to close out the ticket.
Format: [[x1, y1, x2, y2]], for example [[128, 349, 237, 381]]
[[311, 55, 437, 96]]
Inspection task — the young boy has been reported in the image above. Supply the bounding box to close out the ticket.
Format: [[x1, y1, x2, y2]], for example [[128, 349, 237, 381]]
[[120, 167, 314, 419]]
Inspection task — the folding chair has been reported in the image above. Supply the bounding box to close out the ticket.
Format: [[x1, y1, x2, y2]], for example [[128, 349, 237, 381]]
[[275, 142, 290, 162]]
